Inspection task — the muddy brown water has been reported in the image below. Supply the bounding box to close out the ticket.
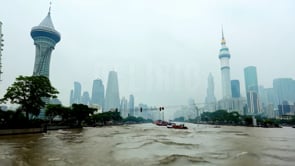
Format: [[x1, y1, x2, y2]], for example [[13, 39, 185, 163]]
[[1, 123, 295, 166]]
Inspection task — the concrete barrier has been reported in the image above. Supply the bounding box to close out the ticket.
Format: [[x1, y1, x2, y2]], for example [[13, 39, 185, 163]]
[[0, 128, 45, 136]]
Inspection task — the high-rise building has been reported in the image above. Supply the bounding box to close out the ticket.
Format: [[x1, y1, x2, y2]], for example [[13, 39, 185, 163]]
[[91, 79, 105, 110], [69, 90, 74, 105], [104, 71, 120, 112], [50, 98, 62, 105], [218, 28, 232, 99], [120, 97, 128, 118], [244, 66, 260, 114], [246, 91, 260, 114], [258, 86, 276, 118], [273, 78, 295, 105], [205, 73, 216, 112], [31, 9, 60, 77], [81, 91, 90, 105], [71, 81, 82, 105], [0, 21, 3, 80], [231, 80, 241, 98], [244, 66, 259, 93], [129, 95, 135, 116], [263, 88, 276, 105]]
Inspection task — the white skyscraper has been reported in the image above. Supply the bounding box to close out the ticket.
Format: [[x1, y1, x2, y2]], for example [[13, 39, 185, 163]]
[[218, 28, 232, 99]]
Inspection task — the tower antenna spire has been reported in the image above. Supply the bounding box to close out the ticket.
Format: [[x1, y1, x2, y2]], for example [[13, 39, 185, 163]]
[[221, 24, 226, 45], [49, 1, 52, 14], [221, 25, 224, 39]]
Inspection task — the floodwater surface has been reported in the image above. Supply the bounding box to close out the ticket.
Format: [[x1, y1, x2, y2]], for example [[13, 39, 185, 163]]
[[1, 123, 295, 166]]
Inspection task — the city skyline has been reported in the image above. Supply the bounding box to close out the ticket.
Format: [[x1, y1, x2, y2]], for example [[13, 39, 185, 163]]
[[1, 0, 295, 107]]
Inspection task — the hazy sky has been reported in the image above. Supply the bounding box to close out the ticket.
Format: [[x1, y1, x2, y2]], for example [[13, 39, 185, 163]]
[[0, 0, 295, 107]]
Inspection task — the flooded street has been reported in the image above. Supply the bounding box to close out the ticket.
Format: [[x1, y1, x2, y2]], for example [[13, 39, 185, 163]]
[[1, 123, 295, 166]]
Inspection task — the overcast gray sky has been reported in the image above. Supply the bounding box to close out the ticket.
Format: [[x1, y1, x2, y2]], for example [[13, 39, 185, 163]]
[[0, 0, 295, 107]]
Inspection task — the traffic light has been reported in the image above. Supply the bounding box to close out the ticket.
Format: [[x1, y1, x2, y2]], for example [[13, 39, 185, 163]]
[[140, 107, 143, 112], [159, 107, 164, 111]]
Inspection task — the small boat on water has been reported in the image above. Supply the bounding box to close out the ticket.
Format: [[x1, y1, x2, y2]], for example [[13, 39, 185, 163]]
[[167, 123, 176, 128], [154, 120, 188, 129], [172, 124, 188, 129], [154, 120, 168, 126]]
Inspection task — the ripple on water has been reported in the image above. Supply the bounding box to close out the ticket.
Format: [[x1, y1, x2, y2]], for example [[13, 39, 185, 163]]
[[48, 157, 61, 161], [262, 147, 295, 162], [158, 154, 209, 165], [233, 151, 260, 160], [204, 152, 229, 160], [55, 130, 84, 143], [154, 140, 199, 149], [235, 133, 250, 136], [116, 141, 154, 149]]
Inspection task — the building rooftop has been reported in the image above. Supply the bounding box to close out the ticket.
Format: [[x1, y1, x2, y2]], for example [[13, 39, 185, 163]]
[[31, 12, 61, 43], [39, 12, 56, 30]]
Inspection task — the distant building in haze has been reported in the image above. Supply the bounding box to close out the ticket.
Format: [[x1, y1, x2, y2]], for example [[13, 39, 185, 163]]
[[69, 90, 74, 105], [230, 80, 245, 114], [70, 81, 82, 105], [205, 73, 216, 112], [31, 9, 60, 77], [129, 94, 135, 116], [246, 91, 260, 114], [120, 97, 128, 118], [244, 66, 259, 93], [273, 78, 295, 106], [50, 98, 62, 105], [244, 66, 261, 114], [277, 101, 295, 116], [91, 79, 105, 110], [81, 91, 90, 105], [104, 71, 120, 112], [231, 80, 241, 98]]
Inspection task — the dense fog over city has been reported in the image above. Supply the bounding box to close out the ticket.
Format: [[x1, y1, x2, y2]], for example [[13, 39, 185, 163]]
[[1, 0, 295, 108]]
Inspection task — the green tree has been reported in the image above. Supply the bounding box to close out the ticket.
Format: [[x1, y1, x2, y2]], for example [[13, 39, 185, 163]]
[[0, 75, 59, 120], [46, 104, 72, 125], [0, 109, 27, 129], [92, 111, 123, 125], [201, 112, 212, 122], [71, 104, 96, 126]]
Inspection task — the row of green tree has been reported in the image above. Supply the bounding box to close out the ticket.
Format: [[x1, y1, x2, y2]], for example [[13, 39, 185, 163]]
[[0, 75, 149, 129], [0, 103, 151, 129], [185, 110, 295, 127]]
